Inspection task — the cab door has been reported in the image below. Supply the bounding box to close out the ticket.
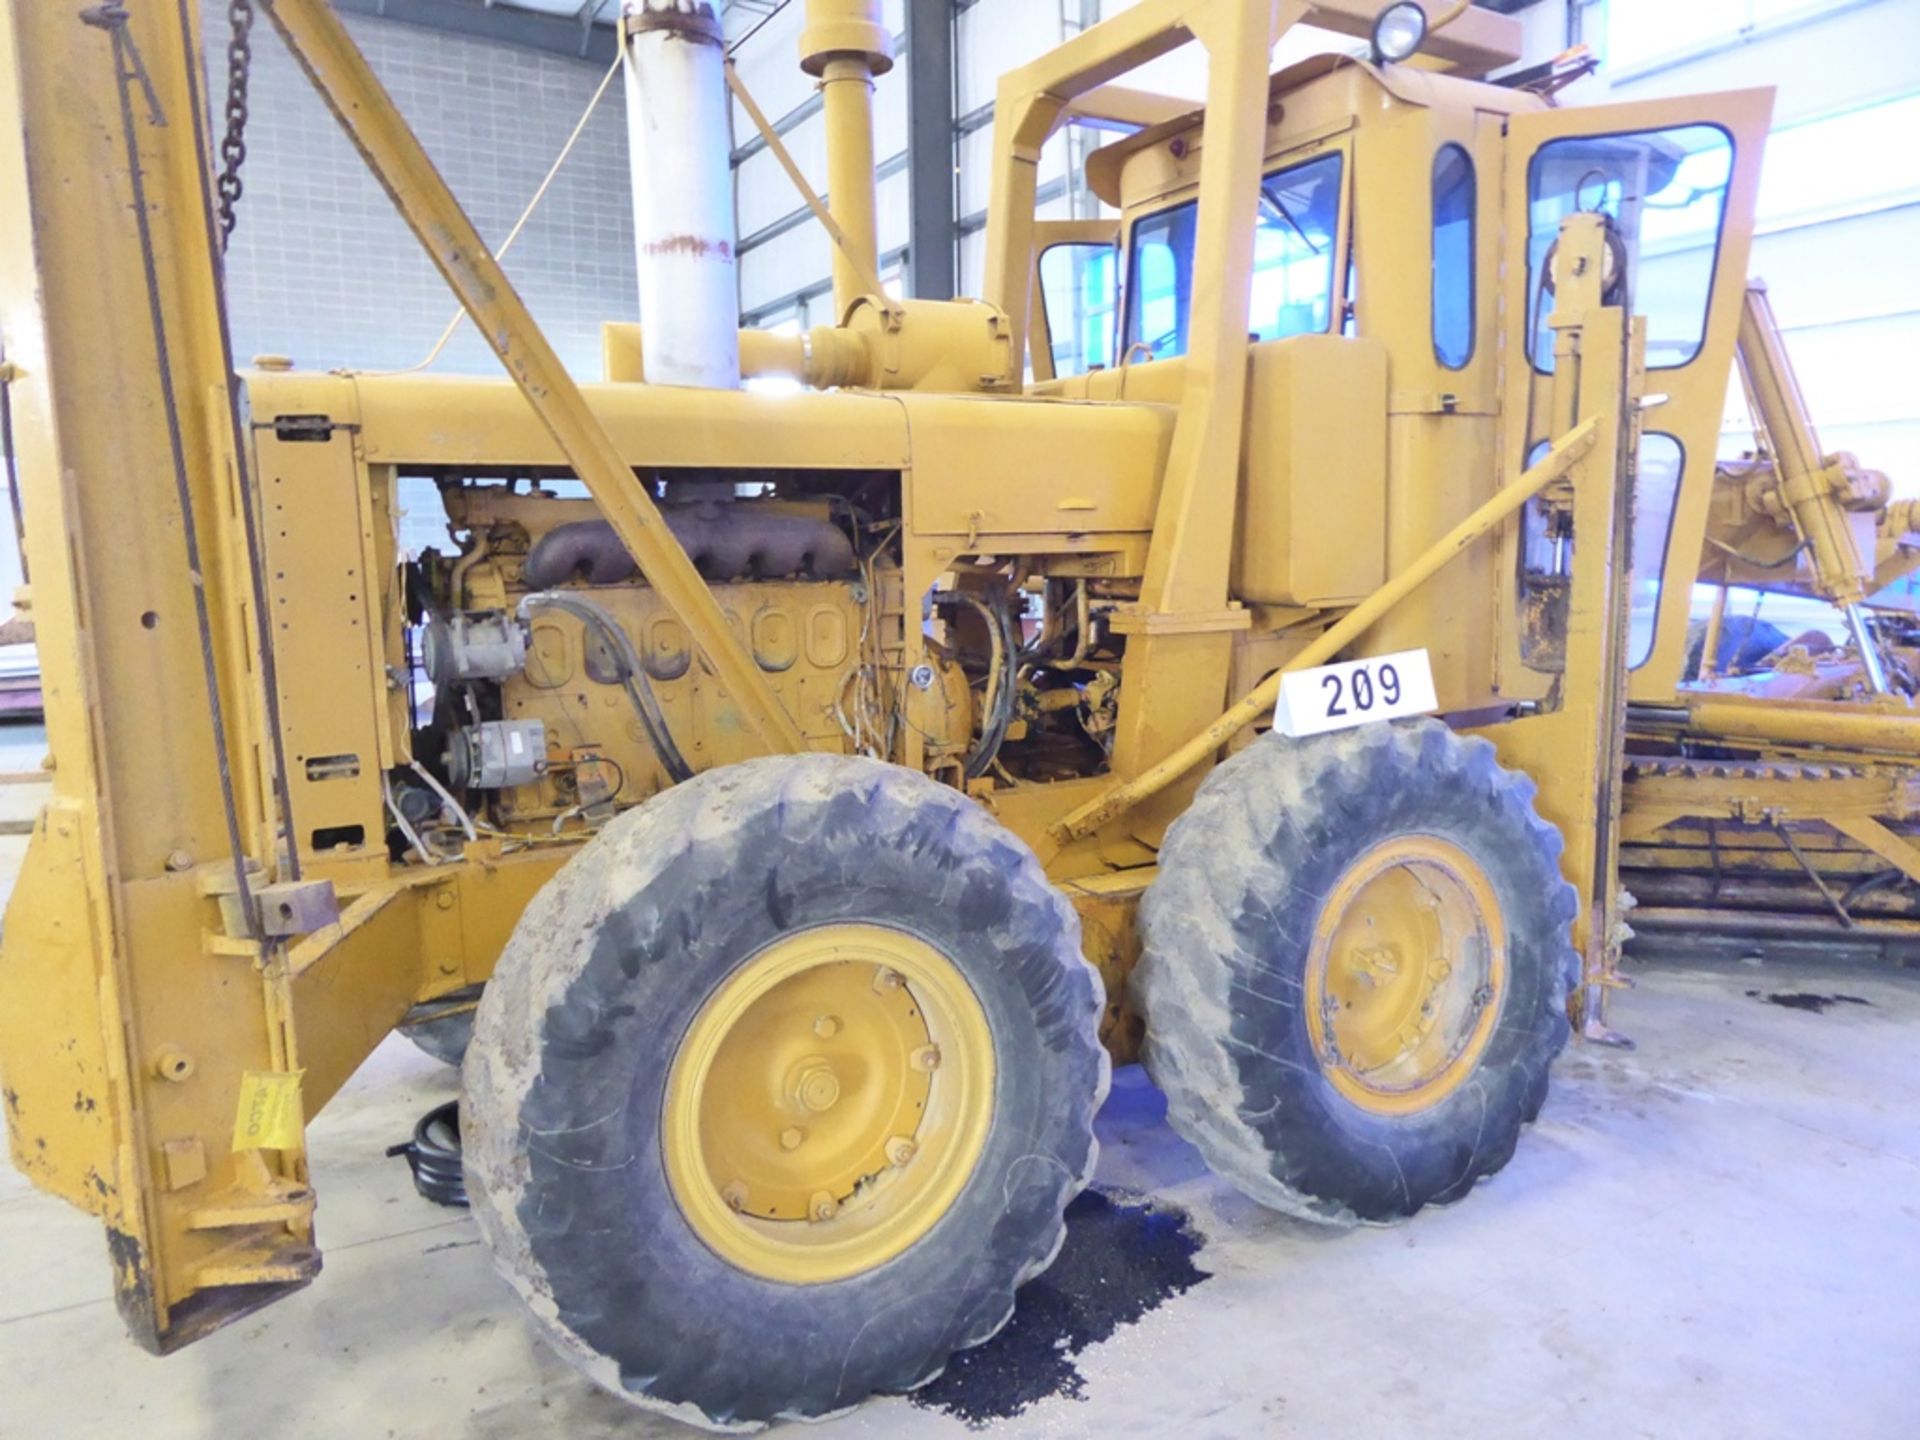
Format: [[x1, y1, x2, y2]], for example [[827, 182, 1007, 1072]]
[[1487, 89, 1774, 1028], [1494, 88, 1775, 702]]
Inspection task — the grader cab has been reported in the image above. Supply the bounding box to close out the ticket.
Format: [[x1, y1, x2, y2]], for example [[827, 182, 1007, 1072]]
[[0, 0, 1771, 1426]]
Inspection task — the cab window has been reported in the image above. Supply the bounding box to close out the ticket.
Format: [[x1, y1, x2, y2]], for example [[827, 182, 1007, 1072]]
[[1037, 242, 1119, 378], [1431, 144, 1475, 369], [1628, 433, 1685, 668], [1124, 150, 1343, 361], [1524, 431, 1687, 672], [1526, 124, 1734, 372]]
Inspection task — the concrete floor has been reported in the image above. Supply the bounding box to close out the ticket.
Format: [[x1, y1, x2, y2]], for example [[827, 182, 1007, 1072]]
[[1, 715, 1917, 1438]]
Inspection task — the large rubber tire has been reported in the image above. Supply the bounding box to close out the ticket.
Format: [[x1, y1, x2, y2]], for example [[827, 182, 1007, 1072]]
[[1135, 720, 1577, 1226], [399, 1002, 475, 1067], [463, 755, 1108, 1431]]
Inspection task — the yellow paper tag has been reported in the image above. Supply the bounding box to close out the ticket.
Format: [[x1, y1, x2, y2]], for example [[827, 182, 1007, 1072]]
[[231, 1070, 306, 1152]]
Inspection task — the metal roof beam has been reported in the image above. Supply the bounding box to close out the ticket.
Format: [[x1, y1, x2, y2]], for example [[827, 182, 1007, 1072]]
[[329, 0, 618, 63]]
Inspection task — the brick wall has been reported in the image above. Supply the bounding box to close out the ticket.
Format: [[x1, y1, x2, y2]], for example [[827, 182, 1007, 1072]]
[[208, 3, 636, 378]]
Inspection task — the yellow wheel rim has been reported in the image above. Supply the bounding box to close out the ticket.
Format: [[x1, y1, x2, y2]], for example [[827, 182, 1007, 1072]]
[[663, 923, 995, 1284], [1303, 836, 1506, 1116]]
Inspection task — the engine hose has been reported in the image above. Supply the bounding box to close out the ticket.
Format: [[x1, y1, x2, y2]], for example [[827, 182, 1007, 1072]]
[[518, 591, 694, 784], [383, 773, 452, 865], [956, 592, 1019, 781], [408, 759, 478, 842]]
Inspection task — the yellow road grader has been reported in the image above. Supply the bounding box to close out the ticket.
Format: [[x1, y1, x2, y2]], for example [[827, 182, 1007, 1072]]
[[0, 0, 1819, 1426]]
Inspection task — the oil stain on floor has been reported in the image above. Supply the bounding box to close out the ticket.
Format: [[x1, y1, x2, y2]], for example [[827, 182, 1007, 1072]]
[[1747, 990, 1874, 1014], [910, 1186, 1209, 1427]]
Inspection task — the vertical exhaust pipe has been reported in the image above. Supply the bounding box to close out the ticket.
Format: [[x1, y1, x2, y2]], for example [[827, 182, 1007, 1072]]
[[623, 0, 741, 389], [800, 0, 893, 320]]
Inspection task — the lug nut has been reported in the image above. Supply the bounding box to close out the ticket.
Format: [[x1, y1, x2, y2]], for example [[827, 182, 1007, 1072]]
[[813, 1015, 840, 1039], [910, 1045, 941, 1073], [721, 1181, 749, 1211], [808, 1190, 839, 1222], [780, 1127, 805, 1151], [872, 967, 902, 994], [884, 1136, 916, 1167]]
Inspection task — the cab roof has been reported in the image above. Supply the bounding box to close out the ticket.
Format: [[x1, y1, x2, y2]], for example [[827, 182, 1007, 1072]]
[[1084, 54, 1540, 208]]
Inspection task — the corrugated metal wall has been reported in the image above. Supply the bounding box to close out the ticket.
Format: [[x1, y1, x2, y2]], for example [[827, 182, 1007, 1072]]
[[209, 0, 635, 377]]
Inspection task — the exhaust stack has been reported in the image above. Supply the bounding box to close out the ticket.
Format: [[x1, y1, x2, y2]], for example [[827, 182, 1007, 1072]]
[[623, 0, 741, 389], [800, 0, 893, 319]]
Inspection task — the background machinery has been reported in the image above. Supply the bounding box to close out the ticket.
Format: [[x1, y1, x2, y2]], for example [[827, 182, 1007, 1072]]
[[0, 0, 1776, 1426], [1620, 280, 1920, 953]]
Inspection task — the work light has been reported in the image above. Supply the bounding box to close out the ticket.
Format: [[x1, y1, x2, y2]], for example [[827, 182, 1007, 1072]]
[[1371, 2, 1429, 63]]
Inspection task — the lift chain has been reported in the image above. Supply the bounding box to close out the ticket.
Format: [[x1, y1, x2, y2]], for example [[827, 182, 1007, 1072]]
[[215, 0, 254, 247]]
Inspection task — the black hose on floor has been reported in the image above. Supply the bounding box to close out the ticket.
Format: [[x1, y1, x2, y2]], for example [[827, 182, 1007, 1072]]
[[386, 1100, 468, 1208]]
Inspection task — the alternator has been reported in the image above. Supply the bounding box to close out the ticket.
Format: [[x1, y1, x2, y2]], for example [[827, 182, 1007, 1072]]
[[446, 719, 547, 790]]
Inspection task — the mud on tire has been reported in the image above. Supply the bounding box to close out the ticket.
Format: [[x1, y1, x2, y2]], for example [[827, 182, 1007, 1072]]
[[463, 755, 1109, 1431], [1135, 720, 1577, 1225]]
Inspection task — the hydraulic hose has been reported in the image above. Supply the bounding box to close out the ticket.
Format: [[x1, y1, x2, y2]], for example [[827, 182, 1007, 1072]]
[[518, 591, 694, 783], [955, 592, 1019, 781]]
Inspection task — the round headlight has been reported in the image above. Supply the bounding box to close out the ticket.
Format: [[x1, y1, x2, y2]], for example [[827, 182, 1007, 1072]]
[[1371, 1, 1429, 64]]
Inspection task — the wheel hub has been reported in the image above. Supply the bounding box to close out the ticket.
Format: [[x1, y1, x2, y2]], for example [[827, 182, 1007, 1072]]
[[787, 1057, 844, 1114], [1304, 835, 1507, 1115], [663, 924, 995, 1283]]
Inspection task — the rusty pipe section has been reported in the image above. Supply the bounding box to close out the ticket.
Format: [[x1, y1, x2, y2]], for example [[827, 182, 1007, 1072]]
[[623, 0, 740, 388], [525, 506, 859, 588]]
